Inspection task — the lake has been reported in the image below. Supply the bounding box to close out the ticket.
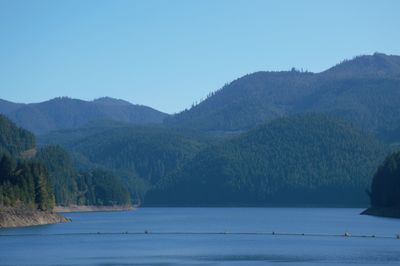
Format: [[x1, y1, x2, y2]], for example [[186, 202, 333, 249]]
[[0, 208, 399, 265]]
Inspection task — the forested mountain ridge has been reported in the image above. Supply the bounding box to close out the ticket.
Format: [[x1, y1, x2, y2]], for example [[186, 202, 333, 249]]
[[2, 53, 399, 139], [0, 97, 168, 134], [147, 114, 388, 206], [166, 53, 400, 138]]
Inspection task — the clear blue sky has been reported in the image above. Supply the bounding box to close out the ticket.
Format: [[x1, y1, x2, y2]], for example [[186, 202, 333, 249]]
[[0, 0, 399, 113]]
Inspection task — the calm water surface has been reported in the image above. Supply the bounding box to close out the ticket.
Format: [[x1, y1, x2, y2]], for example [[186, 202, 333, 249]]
[[0, 208, 399, 265]]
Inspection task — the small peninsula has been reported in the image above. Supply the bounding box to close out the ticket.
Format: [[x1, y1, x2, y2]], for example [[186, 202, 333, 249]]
[[362, 151, 400, 218]]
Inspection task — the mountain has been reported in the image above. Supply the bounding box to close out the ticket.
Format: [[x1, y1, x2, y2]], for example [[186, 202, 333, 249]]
[[3, 53, 399, 138], [166, 53, 400, 139], [3, 52, 397, 207], [0, 97, 168, 134], [146, 114, 388, 206]]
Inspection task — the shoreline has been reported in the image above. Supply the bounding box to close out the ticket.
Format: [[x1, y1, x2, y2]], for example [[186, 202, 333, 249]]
[[54, 205, 136, 213], [0, 206, 71, 228], [361, 207, 400, 218]]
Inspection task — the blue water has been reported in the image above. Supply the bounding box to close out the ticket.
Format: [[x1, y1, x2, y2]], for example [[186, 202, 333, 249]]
[[0, 208, 399, 265]]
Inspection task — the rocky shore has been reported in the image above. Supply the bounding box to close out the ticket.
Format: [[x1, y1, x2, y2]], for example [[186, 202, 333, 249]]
[[0, 206, 71, 228], [54, 205, 135, 213], [361, 207, 400, 218]]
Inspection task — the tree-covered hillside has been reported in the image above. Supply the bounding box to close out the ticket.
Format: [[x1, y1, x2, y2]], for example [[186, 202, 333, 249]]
[[369, 151, 400, 209], [166, 53, 400, 139], [0, 115, 131, 208], [71, 127, 205, 182], [0, 114, 36, 156], [0, 115, 54, 210], [76, 169, 131, 206], [51, 126, 209, 202], [36, 145, 131, 206], [295, 77, 400, 135], [0, 154, 55, 211], [147, 115, 388, 206], [35, 145, 79, 206]]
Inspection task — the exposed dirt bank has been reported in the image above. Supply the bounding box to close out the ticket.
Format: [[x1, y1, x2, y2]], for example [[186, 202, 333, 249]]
[[0, 206, 71, 228]]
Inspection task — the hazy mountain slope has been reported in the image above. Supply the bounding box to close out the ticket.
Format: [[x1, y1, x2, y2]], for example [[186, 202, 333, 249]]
[[0, 114, 36, 156], [166, 53, 400, 137], [1, 97, 168, 134], [147, 114, 388, 206], [37, 119, 132, 147], [0, 99, 24, 114]]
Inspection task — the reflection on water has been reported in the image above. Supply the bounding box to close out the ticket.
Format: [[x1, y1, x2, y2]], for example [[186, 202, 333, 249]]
[[0, 208, 399, 265]]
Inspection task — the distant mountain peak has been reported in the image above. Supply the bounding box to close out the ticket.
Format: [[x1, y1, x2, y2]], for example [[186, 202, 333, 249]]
[[323, 52, 400, 77], [42, 96, 86, 105], [92, 97, 133, 106], [39, 96, 133, 106], [50, 96, 75, 101]]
